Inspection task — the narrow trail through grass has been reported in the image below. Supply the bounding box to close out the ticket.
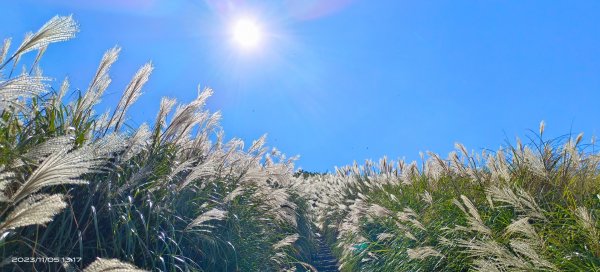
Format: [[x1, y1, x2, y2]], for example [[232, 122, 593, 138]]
[[311, 233, 340, 272]]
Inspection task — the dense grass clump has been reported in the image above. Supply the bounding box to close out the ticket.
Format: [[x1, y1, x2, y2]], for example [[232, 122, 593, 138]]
[[0, 16, 315, 271]]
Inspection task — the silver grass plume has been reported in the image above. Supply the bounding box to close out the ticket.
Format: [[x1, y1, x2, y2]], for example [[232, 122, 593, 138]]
[[10, 148, 87, 203], [457, 230, 555, 271], [562, 139, 582, 173], [0, 194, 66, 234], [186, 208, 227, 230], [177, 157, 217, 191], [93, 111, 111, 133], [422, 190, 433, 205], [425, 152, 448, 181], [256, 187, 298, 228], [108, 62, 153, 132], [30, 45, 48, 74], [472, 259, 502, 272], [396, 207, 425, 230], [273, 233, 300, 249], [504, 217, 540, 243], [575, 206, 599, 245], [83, 258, 147, 272], [0, 170, 14, 202], [21, 135, 74, 164], [88, 47, 120, 92], [455, 195, 491, 235], [0, 39, 11, 67], [164, 160, 194, 183], [10, 134, 125, 203], [51, 77, 69, 110], [187, 111, 221, 149], [407, 246, 443, 260], [249, 134, 267, 154], [162, 88, 213, 144], [523, 147, 547, 178], [449, 151, 467, 176], [367, 203, 391, 218], [0, 74, 48, 111], [486, 150, 511, 182], [223, 186, 246, 203], [76, 47, 120, 121], [509, 240, 556, 270], [154, 97, 177, 130], [455, 142, 470, 160], [338, 199, 368, 241], [457, 239, 530, 271], [122, 124, 150, 161], [376, 232, 393, 241], [4, 15, 78, 69], [486, 186, 546, 220]]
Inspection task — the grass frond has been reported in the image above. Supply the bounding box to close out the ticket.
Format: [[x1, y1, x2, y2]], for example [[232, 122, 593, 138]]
[[2, 15, 78, 71], [0, 194, 66, 233], [83, 258, 147, 272], [186, 208, 227, 230]]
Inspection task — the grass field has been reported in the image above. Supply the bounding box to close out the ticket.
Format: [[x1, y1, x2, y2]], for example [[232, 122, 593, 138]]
[[1, 15, 599, 272]]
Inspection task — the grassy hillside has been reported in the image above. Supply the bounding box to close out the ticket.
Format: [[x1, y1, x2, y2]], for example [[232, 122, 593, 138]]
[[1, 15, 599, 272], [295, 134, 600, 271]]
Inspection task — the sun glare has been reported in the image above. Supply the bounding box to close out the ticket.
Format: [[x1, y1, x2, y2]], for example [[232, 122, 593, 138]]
[[232, 18, 262, 49]]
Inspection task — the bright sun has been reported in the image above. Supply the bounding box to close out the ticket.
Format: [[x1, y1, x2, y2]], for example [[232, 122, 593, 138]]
[[232, 18, 262, 49]]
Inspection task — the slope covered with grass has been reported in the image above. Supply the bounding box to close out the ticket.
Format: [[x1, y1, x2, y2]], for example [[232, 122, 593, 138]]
[[1, 15, 599, 272], [295, 133, 600, 271]]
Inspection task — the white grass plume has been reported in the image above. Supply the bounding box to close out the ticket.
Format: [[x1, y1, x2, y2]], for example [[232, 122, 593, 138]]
[[487, 185, 546, 220], [0, 194, 66, 233], [523, 147, 547, 178], [161, 88, 213, 144], [154, 97, 177, 130], [122, 124, 150, 161], [0, 74, 47, 111], [376, 232, 393, 241], [273, 233, 300, 249], [458, 239, 530, 271], [10, 134, 125, 203], [0, 170, 14, 202], [422, 190, 433, 205], [396, 207, 425, 230], [51, 77, 69, 110], [472, 259, 502, 272], [177, 158, 216, 191], [7, 15, 78, 64], [22, 136, 74, 163], [0, 39, 11, 66], [108, 62, 153, 131], [455, 195, 491, 235], [186, 208, 227, 230], [76, 47, 120, 121], [504, 217, 540, 242], [509, 240, 556, 270], [407, 246, 443, 260], [575, 206, 599, 244], [257, 188, 298, 228], [83, 258, 147, 272]]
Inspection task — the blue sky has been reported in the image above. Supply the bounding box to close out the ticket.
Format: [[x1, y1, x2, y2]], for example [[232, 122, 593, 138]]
[[2, 1, 599, 171]]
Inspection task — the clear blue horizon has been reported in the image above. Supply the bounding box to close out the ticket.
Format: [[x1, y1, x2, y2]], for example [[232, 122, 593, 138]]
[[2, 1, 599, 172]]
